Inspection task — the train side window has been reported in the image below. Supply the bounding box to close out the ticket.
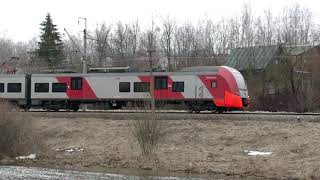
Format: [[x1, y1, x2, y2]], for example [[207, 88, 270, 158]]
[[119, 82, 130, 92], [134, 82, 150, 92], [211, 81, 217, 88], [0, 83, 4, 93], [7, 83, 21, 92], [52, 83, 67, 92], [71, 77, 82, 90], [172, 82, 184, 92], [155, 76, 168, 89], [35, 83, 49, 92]]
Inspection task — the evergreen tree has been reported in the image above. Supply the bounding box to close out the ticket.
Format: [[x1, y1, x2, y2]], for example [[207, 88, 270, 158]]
[[37, 13, 64, 67]]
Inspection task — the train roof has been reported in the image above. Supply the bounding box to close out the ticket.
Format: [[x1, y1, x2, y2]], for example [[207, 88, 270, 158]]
[[0, 74, 26, 78], [180, 66, 220, 73], [0, 66, 235, 77], [30, 67, 222, 77]]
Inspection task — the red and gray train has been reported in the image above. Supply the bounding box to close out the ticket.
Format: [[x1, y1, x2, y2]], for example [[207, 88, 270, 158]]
[[0, 66, 249, 112]]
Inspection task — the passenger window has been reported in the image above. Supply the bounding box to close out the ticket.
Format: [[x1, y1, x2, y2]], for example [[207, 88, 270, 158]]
[[71, 77, 82, 90], [134, 82, 150, 92], [7, 83, 21, 92], [211, 81, 217, 88], [155, 76, 168, 89], [52, 83, 67, 92], [35, 83, 49, 92], [0, 83, 4, 93], [172, 82, 184, 92], [119, 82, 130, 92]]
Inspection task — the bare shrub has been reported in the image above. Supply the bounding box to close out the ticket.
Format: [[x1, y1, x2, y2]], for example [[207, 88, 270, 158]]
[[0, 100, 38, 158], [131, 113, 163, 156]]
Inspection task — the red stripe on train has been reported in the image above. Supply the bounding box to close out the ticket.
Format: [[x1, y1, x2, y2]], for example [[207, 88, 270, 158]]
[[56, 77, 97, 99]]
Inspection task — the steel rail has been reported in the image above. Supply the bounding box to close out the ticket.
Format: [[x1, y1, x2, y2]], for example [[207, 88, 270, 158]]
[[25, 109, 320, 116]]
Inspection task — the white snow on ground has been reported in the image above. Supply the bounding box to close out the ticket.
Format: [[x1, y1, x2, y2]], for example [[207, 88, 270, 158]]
[[15, 154, 36, 160], [244, 150, 272, 156], [55, 147, 84, 152], [0, 166, 205, 180]]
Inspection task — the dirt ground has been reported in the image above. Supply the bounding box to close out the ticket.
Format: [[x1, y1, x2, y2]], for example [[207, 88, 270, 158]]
[[3, 113, 320, 179]]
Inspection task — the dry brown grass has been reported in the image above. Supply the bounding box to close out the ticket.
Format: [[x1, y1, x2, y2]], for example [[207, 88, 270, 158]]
[[12, 114, 320, 179], [131, 113, 164, 156], [0, 100, 40, 158]]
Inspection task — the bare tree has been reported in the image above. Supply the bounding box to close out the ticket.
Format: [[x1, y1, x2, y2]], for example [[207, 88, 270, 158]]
[[227, 18, 241, 49], [214, 18, 229, 54], [160, 16, 176, 71], [113, 22, 128, 58], [278, 4, 313, 45], [93, 23, 111, 66], [0, 36, 14, 63], [127, 20, 140, 57], [140, 20, 160, 68], [174, 22, 196, 68], [203, 19, 215, 57], [240, 4, 254, 47]]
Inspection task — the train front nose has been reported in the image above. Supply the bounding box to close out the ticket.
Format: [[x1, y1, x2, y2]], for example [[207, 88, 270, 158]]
[[227, 67, 250, 108]]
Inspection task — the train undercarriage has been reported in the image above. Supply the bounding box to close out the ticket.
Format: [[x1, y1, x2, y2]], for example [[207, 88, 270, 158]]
[[17, 98, 244, 113]]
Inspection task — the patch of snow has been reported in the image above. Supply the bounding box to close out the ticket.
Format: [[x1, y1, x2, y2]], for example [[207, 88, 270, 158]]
[[244, 150, 272, 156], [56, 147, 84, 153], [65, 149, 74, 152], [16, 154, 36, 160], [0, 165, 206, 179]]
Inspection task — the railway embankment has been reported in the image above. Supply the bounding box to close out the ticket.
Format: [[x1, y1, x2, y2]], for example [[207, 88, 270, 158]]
[[1, 112, 320, 179]]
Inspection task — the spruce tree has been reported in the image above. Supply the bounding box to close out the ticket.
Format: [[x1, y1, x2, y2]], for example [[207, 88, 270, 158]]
[[37, 13, 64, 67]]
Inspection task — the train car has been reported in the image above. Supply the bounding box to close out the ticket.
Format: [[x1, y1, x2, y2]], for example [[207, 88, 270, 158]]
[[0, 66, 249, 112], [0, 74, 29, 107]]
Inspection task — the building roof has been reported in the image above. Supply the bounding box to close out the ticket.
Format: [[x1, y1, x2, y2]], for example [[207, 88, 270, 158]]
[[284, 45, 315, 56], [225, 45, 280, 71], [225, 45, 318, 71]]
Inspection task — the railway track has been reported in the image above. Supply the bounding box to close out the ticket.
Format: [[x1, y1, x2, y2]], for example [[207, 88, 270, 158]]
[[26, 109, 320, 116], [19, 109, 320, 122]]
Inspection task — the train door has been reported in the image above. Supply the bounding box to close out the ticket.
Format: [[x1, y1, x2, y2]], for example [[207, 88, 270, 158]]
[[154, 76, 168, 100], [195, 76, 204, 99]]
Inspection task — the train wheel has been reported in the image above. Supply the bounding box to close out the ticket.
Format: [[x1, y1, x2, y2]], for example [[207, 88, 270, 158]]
[[216, 108, 225, 114], [22, 105, 30, 112], [187, 109, 193, 113], [211, 110, 217, 114], [70, 105, 79, 112], [210, 106, 217, 114]]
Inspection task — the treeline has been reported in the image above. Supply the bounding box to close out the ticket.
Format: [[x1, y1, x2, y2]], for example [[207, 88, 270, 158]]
[[0, 3, 319, 72]]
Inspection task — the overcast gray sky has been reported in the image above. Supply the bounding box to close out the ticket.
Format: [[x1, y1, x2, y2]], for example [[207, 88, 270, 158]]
[[0, 0, 319, 42]]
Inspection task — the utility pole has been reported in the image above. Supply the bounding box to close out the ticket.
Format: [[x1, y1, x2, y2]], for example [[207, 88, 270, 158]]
[[148, 49, 156, 114], [78, 17, 87, 112], [146, 23, 157, 114], [79, 17, 87, 74]]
